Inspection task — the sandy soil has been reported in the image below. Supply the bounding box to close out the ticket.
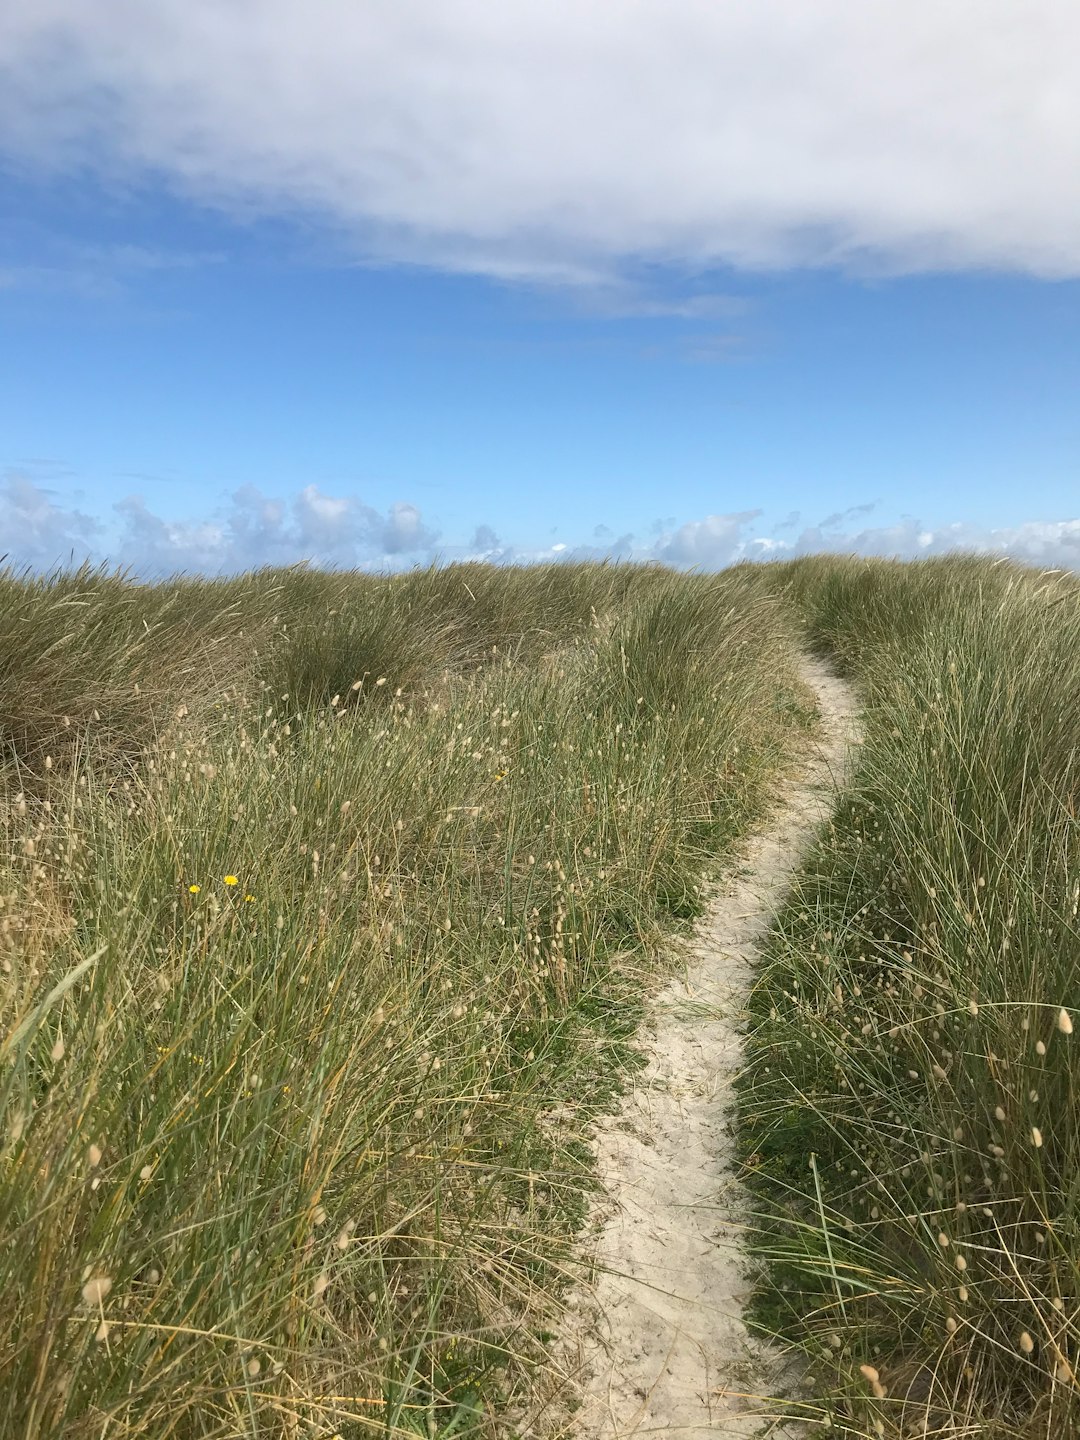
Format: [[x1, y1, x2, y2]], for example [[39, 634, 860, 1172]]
[[554, 657, 859, 1438]]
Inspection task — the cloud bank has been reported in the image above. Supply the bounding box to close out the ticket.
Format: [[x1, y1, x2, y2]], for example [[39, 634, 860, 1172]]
[[3, 474, 1079, 579], [3, 2, 1080, 280]]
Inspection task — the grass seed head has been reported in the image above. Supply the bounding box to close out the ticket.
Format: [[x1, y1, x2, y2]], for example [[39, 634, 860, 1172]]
[[82, 1275, 112, 1306]]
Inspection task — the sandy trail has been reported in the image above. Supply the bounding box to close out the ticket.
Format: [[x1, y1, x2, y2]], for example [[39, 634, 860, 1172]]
[[561, 657, 859, 1439]]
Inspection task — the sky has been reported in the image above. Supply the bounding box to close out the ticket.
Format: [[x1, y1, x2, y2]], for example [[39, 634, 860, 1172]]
[[2, 1, 1079, 576]]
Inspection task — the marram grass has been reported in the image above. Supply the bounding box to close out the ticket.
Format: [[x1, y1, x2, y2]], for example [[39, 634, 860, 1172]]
[[0, 561, 803, 1438], [740, 555, 1080, 1438]]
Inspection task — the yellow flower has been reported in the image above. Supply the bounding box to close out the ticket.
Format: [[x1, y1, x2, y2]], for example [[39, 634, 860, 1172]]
[[243, 894, 255, 903], [494, 771, 507, 781], [188, 884, 201, 894], [223, 875, 239, 887]]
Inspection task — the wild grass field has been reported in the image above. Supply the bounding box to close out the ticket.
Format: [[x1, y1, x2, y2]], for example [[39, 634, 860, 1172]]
[[0, 561, 805, 1438], [741, 555, 1080, 1437], [5, 553, 1079, 1439]]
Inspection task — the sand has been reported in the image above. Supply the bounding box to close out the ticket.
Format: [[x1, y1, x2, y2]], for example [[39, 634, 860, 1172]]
[[556, 657, 859, 1438]]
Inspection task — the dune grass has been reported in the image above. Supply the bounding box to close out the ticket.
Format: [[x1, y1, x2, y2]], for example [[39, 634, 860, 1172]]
[[740, 556, 1080, 1437], [0, 560, 804, 1438]]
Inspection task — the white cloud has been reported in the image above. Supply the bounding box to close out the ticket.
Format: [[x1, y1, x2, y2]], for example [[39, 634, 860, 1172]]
[[2, 2, 1080, 280], [651, 510, 1080, 569], [653, 511, 762, 568], [4, 475, 1080, 577], [0, 473, 100, 570], [112, 484, 441, 574], [0, 476, 442, 577]]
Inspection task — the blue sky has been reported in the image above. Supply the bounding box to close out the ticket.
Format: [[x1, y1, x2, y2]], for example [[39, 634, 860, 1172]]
[[2, 2, 1079, 574]]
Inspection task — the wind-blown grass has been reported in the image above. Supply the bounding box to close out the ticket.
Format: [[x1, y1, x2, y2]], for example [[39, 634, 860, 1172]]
[[0, 561, 803, 1438], [740, 556, 1080, 1438]]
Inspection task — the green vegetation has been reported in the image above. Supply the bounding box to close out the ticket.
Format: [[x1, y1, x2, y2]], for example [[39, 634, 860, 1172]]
[[0, 560, 804, 1438], [741, 556, 1080, 1437], [11, 550, 1079, 1438]]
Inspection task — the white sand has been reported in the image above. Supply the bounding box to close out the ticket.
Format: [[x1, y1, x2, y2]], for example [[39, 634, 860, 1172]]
[[557, 658, 859, 1438]]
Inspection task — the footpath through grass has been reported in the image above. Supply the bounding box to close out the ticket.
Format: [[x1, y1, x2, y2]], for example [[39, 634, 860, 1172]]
[[740, 556, 1080, 1438], [0, 561, 806, 1438]]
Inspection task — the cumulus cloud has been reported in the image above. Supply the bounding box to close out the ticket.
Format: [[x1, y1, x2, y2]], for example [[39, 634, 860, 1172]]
[[3, 474, 1080, 577], [646, 510, 1080, 570], [795, 515, 1080, 568], [116, 484, 440, 574], [470, 524, 501, 554], [653, 511, 762, 568], [0, 473, 100, 569], [0, 475, 445, 577], [2, 3, 1080, 281]]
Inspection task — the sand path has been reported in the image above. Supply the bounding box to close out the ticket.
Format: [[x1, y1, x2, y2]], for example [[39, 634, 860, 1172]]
[[563, 657, 859, 1438]]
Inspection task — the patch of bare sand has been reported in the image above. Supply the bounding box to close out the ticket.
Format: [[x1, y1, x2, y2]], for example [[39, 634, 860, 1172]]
[[540, 658, 859, 1439]]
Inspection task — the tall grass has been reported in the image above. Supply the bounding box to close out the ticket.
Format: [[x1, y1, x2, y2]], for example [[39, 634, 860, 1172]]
[[0, 561, 802, 1437], [740, 556, 1080, 1437]]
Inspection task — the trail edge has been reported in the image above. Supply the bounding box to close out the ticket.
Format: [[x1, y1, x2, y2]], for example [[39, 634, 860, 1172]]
[[540, 656, 860, 1438]]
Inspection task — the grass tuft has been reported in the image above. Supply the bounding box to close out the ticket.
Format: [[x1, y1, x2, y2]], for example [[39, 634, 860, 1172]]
[[740, 555, 1080, 1438], [0, 560, 800, 1438]]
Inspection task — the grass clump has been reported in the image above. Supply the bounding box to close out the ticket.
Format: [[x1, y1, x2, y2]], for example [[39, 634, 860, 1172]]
[[0, 561, 802, 1437], [740, 556, 1080, 1438]]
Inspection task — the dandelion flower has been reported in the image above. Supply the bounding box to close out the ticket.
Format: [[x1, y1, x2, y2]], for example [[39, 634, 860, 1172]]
[[188, 884, 201, 894], [1058, 1007, 1073, 1036], [243, 894, 255, 903], [223, 875, 239, 887]]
